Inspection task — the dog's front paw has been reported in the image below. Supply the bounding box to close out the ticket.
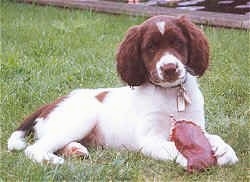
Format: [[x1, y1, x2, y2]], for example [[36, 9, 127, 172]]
[[214, 142, 238, 166], [206, 134, 238, 166], [25, 145, 64, 164]]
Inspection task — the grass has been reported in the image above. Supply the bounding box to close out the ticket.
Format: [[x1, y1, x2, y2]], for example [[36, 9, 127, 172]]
[[1, 1, 249, 181]]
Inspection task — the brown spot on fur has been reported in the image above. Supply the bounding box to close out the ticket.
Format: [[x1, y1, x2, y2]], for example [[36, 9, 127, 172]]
[[39, 96, 67, 118], [16, 95, 67, 135], [16, 105, 48, 134], [95, 91, 109, 103], [79, 125, 104, 147]]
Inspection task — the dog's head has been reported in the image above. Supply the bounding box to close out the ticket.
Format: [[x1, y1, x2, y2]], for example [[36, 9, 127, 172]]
[[116, 16, 209, 87]]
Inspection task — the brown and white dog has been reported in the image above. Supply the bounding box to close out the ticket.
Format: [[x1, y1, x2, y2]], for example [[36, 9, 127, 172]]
[[8, 16, 238, 167]]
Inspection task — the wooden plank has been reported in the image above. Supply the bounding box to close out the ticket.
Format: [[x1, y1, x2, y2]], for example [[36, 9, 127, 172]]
[[17, 0, 250, 29]]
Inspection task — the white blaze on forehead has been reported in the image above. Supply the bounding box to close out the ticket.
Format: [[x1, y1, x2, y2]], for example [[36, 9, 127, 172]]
[[156, 21, 165, 35]]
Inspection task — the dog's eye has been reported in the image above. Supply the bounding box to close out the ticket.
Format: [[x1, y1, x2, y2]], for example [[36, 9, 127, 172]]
[[176, 39, 184, 46], [168, 38, 184, 50], [169, 38, 181, 45], [174, 39, 184, 48], [147, 42, 157, 52]]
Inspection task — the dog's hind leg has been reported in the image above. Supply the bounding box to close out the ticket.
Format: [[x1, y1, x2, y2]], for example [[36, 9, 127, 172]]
[[24, 96, 102, 164], [7, 104, 50, 151], [24, 120, 95, 164]]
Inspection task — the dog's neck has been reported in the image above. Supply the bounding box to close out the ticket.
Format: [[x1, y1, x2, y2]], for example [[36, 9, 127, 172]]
[[150, 71, 188, 89]]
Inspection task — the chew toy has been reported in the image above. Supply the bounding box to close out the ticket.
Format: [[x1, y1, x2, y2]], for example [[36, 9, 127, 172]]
[[170, 117, 217, 172]]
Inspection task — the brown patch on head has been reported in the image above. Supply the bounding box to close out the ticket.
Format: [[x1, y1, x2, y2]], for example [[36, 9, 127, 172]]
[[116, 26, 147, 87], [116, 15, 209, 86], [95, 91, 109, 103], [141, 18, 188, 77], [177, 16, 209, 76]]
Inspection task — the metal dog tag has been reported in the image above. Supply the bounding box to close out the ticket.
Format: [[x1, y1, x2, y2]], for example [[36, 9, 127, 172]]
[[183, 90, 192, 105], [177, 85, 192, 112], [177, 88, 186, 112]]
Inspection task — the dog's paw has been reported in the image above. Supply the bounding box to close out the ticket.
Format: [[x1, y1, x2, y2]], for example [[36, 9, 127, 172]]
[[25, 145, 64, 164], [213, 142, 238, 166], [206, 134, 238, 166], [8, 131, 27, 151], [59, 142, 89, 158]]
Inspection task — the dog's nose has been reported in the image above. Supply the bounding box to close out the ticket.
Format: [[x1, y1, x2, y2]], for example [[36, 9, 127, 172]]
[[160, 63, 178, 75]]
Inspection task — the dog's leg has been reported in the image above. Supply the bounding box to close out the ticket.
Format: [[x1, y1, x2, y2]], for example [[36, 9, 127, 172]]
[[24, 97, 101, 164], [24, 128, 93, 164], [8, 130, 27, 151], [25, 143, 65, 164], [139, 136, 187, 167], [24, 123, 96, 164], [25, 142, 89, 164], [24, 135, 66, 164], [205, 134, 239, 165]]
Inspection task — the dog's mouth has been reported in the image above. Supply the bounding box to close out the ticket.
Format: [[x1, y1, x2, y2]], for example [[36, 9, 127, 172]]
[[162, 72, 180, 83]]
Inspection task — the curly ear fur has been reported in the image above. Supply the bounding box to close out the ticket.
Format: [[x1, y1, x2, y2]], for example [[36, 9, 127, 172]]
[[177, 17, 209, 76], [116, 26, 147, 86]]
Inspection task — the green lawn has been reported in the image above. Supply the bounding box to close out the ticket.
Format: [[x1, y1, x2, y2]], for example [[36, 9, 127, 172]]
[[1, 1, 249, 181]]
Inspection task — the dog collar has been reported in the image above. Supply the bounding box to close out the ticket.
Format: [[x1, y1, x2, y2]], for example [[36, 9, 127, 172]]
[[169, 72, 188, 88]]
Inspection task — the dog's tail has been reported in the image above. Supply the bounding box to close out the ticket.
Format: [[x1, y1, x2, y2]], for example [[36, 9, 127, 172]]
[[7, 105, 48, 151]]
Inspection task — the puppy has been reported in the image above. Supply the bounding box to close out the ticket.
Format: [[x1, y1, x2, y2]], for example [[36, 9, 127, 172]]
[[8, 16, 238, 168]]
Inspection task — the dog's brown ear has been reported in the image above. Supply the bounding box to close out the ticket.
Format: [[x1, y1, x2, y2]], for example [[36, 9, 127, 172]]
[[116, 26, 147, 86], [177, 16, 209, 76]]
